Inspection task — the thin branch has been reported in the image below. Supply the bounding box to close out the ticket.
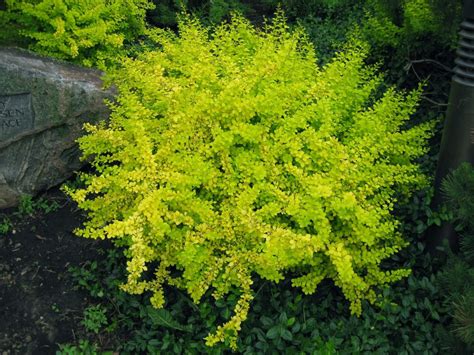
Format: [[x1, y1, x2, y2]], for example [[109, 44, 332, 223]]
[[410, 59, 453, 73], [410, 64, 423, 82], [421, 95, 449, 106]]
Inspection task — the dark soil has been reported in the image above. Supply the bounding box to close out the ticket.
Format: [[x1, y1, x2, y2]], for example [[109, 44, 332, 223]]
[[0, 187, 102, 354]]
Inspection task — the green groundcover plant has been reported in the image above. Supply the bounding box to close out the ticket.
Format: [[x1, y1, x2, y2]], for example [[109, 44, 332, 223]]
[[66, 12, 434, 348], [65, 238, 446, 353], [1, 0, 154, 69]]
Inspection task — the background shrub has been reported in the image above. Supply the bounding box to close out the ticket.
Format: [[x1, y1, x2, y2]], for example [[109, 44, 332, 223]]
[[66, 12, 434, 348], [1, 0, 461, 73], [149, 0, 251, 26], [0, 0, 154, 69], [437, 163, 474, 352], [360, 0, 461, 56]]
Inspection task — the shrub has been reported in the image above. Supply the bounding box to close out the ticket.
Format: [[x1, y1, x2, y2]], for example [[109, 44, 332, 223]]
[[1, 0, 154, 69], [442, 163, 474, 235], [66, 13, 434, 348], [149, 0, 250, 27], [259, 0, 461, 52], [437, 163, 474, 352], [361, 0, 462, 51]]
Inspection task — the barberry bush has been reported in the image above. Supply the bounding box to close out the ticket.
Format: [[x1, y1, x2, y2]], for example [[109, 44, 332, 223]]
[[1, 0, 154, 69], [65, 13, 434, 348]]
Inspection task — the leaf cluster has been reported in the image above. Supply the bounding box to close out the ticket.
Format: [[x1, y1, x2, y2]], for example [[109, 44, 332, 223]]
[[16, 194, 60, 217], [82, 305, 109, 334]]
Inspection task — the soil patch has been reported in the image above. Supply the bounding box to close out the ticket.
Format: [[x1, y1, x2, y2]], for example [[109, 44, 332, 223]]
[[0, 187, 102, 354]]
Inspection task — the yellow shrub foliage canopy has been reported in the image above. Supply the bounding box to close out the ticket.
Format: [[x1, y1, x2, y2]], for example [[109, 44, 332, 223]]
[[66, 13, 434, 348]]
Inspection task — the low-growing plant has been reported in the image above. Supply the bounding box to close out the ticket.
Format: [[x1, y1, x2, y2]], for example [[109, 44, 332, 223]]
[[18, 195, 36, 216], [56, 339, 103, 355], [69, 261, 106, 299], [66, 12, 434, 348], [83, 305, 108, 334], [1, 0, 154, 69], [0, 217, 11, 235], [16, 194, 60, 217], [69, 242, 446, 353]]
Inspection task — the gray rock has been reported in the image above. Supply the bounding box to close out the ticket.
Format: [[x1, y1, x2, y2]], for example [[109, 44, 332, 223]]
[[0, 47, 113, 208]]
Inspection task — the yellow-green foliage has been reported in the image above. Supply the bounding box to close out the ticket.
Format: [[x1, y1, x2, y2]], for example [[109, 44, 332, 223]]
[[2, 0, 154, 69], [66, 13, 434, 348], [403, 0, 438, 34], [362, 0, 461, 49]]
